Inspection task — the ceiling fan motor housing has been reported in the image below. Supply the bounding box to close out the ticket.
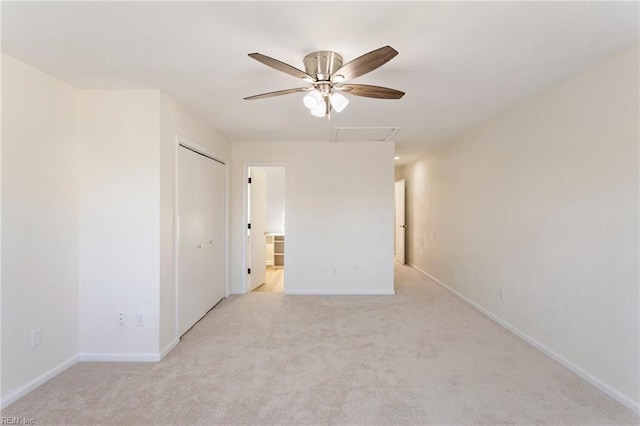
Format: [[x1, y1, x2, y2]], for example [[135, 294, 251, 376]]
[[304, 51, 343, 81]]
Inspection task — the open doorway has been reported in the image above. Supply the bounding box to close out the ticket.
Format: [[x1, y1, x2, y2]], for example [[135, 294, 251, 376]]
[[247, 166, 285, 293]]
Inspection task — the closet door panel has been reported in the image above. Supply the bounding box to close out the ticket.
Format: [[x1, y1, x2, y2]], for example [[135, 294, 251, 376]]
[[177, 146, 225, 337], [208, 159, 226, 305], [178, 147, 203, 336]]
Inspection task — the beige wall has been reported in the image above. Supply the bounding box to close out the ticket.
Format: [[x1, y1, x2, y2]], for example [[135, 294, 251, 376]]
[[231, 141, 395, 295], [1, 54, 80, 404], [264, 167, 285, 234], [80, 90, 232, 357], [401, 46, 639, 409], [78, 90, 231, 358], [79, 90, 161, 358], [394, 166, 404, 182], [0, 56, 232, 395]]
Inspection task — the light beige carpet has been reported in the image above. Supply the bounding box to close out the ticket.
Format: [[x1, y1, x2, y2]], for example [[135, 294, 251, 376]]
[[2, 265, 637, 425]]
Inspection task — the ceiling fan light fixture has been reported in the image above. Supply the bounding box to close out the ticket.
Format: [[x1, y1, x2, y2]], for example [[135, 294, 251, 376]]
[[245, 46, 404, 118], [330, 92, 349, 113], [303, 90, 322, 110]]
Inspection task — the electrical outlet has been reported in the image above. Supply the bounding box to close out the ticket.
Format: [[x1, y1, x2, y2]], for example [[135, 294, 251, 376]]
[[136, 313, 144, 326], [118, 312, 126, 326], [499, 288, 506, 300], [31, 329, 42, 349]]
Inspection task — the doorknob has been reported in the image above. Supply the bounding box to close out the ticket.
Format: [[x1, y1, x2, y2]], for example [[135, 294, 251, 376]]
[[198, 244, 203, 248], [401, 225, 406, 228]]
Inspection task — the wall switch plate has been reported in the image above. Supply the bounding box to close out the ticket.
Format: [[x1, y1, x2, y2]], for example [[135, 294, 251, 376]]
[[118, 312, 126, 326], [136, 313, 144, 326], [499, 288, 506, 300], [31, 329, 42, 348]]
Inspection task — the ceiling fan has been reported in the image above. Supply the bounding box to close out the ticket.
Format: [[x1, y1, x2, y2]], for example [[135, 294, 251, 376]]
[[244, 46, 405, 118]]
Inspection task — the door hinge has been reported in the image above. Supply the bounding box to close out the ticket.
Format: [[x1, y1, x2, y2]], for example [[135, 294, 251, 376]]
[[248, 223, 251, 229], [248, 268, 251, 274], [248, 177, 252, 184]]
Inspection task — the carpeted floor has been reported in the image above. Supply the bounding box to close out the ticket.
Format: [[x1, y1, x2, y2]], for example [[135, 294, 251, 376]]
[[2, 264, 637, 425]]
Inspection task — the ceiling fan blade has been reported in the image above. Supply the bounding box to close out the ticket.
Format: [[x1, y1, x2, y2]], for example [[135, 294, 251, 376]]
[[248, 53, 314, 81], [338, 84, 405, 99], [333, 46, 398, 81], [244, 87, 311, 100]]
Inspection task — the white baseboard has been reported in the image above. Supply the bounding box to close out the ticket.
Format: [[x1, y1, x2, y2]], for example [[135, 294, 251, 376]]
[[285, 289, 395, 295], [159, 338, 179, 360], [78, 352, 162, 362], [1, 354, 78, 409], [408, 263, 640, 415], [1, 341, 179, 409]]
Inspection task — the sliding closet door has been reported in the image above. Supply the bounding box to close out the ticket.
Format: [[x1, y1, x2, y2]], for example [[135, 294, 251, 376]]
[[177, 146, 225, 337]]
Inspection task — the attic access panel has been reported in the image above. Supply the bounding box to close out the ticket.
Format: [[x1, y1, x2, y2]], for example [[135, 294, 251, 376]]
[[331, 127, 399, 143]]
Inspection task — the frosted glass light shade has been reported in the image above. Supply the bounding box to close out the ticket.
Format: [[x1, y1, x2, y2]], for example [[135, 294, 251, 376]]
[[303, 90, 323, 110], [310, 100, 326, 117], [330, 92, 349, 113]]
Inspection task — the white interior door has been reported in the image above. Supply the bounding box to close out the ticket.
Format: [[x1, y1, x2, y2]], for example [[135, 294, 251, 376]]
[[178, 146, 225, 336], [395, 179, 406, 264], [249, 168, 267, 290]]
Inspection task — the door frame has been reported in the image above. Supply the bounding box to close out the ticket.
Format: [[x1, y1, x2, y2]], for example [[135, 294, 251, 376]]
[[242, 162, 287, 294], [174, 135, 229, 340]]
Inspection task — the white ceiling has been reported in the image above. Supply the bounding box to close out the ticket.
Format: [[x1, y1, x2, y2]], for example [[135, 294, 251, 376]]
[[2, 2, 638, 164]]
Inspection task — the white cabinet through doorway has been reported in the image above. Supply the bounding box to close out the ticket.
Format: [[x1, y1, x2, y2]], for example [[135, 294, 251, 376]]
[[266, 233, 284, 268]]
